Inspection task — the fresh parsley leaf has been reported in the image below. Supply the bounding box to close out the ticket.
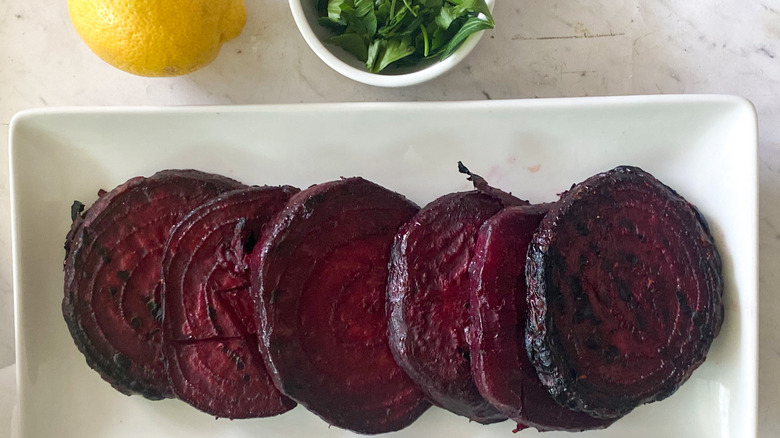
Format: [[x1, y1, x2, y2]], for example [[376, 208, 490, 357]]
[[444, 0, 486, 20], [354, 0, 374, 17], [327, 33, 370, 61], [367, 37, 416, 72], [439, 15, 493, 59], [327, 0, 349, 24], [434, 5, 457, 29]]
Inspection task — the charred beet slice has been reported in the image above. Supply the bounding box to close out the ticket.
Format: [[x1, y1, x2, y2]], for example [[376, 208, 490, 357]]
[[62, 169, 244, 399], [469, 204, 615, 432], [526, 166, 724, 420], [251, 177, 429, 434], [162, 186, 298, 418], [387, 184, 525, 424]]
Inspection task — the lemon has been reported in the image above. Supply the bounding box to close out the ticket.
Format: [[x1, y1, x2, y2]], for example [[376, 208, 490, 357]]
[[68, 0, 246, 77]]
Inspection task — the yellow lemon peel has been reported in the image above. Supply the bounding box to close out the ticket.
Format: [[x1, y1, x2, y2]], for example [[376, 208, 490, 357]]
[[68, 0, 246, 77]]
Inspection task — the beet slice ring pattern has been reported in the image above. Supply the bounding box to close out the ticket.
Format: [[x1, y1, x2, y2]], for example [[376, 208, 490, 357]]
[[469, 204, 615, 432], [63, 170, 244, 399], [525, 166, 724, 420], [162, 186, 299, 418], [250, 177, 429, 434], [387, 191, 513, 424]]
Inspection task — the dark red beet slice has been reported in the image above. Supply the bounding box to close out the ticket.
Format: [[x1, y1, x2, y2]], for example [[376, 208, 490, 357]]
[[387, 175, 526, 424], [469, 204, 615, 432], [250, 177, 429, 434], [62, 169, 244, 399], [162, 186, 298, 418], [526, 166, 724, 419]]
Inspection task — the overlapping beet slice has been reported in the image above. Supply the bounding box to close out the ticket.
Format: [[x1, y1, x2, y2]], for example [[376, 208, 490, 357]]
[[469, 204, 615, 432], [63, 170, 244, 399], [526, 166, 724, 420], [161, 186, 299, 418], [387, 165, 525, 424], [250, 177, 429, 434]]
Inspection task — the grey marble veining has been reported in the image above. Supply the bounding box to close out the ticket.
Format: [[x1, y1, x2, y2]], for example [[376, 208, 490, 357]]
[[0, 0, 778, 436]]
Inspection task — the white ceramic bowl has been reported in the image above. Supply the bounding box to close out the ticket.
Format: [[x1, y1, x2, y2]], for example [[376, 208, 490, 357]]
[[288, 0, 495, 87]]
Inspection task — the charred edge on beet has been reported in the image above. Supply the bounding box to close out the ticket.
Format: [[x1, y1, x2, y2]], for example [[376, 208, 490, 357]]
[[468, 205, 616, 431], [70, 200, 85, 221], [525, 165, 724, 420], [62, 170, 245, 400]]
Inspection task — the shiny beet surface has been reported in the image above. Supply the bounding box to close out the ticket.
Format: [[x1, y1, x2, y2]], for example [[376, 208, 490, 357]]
[[251, 177, 429, 434], [526, 166, 724, 419], [387, 191, 510, 424], [162, 186, 299, 418], [63, 170, 244, 399], [469, 204, 615, 431]]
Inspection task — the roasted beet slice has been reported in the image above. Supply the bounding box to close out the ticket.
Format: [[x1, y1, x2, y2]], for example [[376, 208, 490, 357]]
[[162, 186, 298, 418], [526, 166, 724, 419], [469, 204, 615, 432], [387, 171, 526, 424], [63, 170, 244, 399], [251, 177, 429, 434]]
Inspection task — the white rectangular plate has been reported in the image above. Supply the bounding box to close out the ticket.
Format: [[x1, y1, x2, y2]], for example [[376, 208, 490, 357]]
[[9, 96, 757, 438]]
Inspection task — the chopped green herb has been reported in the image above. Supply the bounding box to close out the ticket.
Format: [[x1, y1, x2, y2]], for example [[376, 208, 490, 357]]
[[320, 0, 494, 73], [329, 33, 370, 61]]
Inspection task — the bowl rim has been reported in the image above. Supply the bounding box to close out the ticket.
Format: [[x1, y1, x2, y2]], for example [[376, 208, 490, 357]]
[[288, 0, 495, 87]]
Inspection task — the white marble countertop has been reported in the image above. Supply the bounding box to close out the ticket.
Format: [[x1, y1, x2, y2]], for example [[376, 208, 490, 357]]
[[1, 0, 778, 436]]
